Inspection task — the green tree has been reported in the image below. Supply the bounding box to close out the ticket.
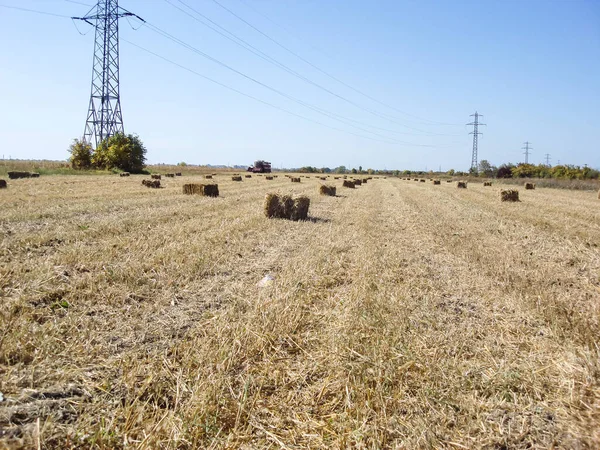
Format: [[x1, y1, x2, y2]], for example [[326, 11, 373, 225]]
[[334, 166, 347, 174], [478, 160, 497, 178], [447, 169, 455, 176], [359, 165, 363, 173], [351, 168, 357, 174], [92, 133, 147, 173], [68, 138, 93, 170]]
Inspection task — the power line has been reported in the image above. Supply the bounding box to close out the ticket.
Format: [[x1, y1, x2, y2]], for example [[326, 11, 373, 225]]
[[122, 39, 419, 146], [545, 153, 551, 167], [207, 0, 461, 128], [165, 0, 458, 137], [142, 21, 437, 146], [522, 141, 532, 164], [467, 112, 485, 172], [0, 4, 71, 18]]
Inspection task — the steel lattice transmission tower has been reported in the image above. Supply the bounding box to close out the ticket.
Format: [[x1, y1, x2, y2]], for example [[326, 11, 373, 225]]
[[522, 141, 533, 164], [467, 112, 486, 172], [73, 1, 144, 148]]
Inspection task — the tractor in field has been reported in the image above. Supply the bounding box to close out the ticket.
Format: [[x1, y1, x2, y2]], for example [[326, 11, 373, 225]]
[[247, 160, 272, 173]]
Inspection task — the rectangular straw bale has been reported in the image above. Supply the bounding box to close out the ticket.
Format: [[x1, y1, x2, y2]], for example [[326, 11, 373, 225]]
[[151, 174, 162, 180], [420, 179, 426, 182], [343, 180, 355, 188], [165, 173, 175, 178], [142, 179, 161, 189], [354, 179, 362, 186], [245, 174, 252, 178], [183, 183, 219, 197], [446, 179, 452, 183], [280, 195, 295, 218], [457, 181, 467, 188], [362, 179, 368, 184], [291, 196, 310, 221], [0, 179, 7, 189], [319, 185, 336, 196], [525, 182, 535, 190], [120, 172, 130, 177], [433, 180, 441, 185], [266, 176, 274, 180], [30, 173, 40, 178], [8, 171, 30, 179], [500, 189, 519, 202], [175, 172, 182, 176], [264, 193, 281, 218], [204, 175, 212, 179], [232, 176, 242, 181], [483, 181, 492, 186], [291, 177, 301, 183]]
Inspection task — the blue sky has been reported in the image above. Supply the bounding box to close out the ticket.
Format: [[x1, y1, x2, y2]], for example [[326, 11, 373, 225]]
[[0, 0, 598, 170]]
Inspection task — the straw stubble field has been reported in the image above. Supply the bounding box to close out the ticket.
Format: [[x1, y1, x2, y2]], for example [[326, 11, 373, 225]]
[[0, 175, 599, 449]]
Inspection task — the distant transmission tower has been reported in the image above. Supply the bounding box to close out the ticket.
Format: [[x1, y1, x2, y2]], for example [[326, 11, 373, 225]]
[[467, 112, 485, 171], [73, 1, 144, 148], [544, 153, 551, 167], [522, 141, 533, 164]]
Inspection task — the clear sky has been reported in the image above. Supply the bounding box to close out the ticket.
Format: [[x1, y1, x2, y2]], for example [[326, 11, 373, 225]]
[[0, 0, 598, 170]]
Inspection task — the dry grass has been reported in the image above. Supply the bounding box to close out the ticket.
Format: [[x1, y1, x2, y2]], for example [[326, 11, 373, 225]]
[[1, 175, 599, 448]]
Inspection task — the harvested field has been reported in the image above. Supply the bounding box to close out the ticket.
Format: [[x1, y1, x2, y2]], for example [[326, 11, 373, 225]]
[[1, 176, 599, 448]]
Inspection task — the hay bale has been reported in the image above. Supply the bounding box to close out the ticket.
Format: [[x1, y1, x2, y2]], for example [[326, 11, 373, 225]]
[[419, 179, 426, 183], [354, 179, 362, 186], [319, 177, 327, 180], [30, 173, 40, 178], [525, 182, 535, 190], [343, 180, 355, 188], [273, 175, 278, 178], [266, 176, 274, 180], [334, 177, 340, 179], [457, 181, 467, 189], [175, 172, 182, 176], [204, 175, 212, 179], [232, 176, 242, 181], [319, 185, 336, 196], [362, 179, 368, 184], [500, 189, 519, 202], [264, 193, 310, 220], [7, 171, 31, 179], [165, 173, 175, 178], [182, 183, 219, 197], [446, 179, 452, 183], [245, 174, 252, 178], [291, 196, 310, 221], [0, 179, 7, 189], [151, 174, 161, 180], [291, 177, 301, 183], [264, 193, 281, 218], [483, 181, 492, 187], [142, 179, 161, 189], [433, 180, 441, 185], [119, 172, 130, 177]]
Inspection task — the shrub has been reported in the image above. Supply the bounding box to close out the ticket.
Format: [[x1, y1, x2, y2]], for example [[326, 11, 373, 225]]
[[68, 139, 93, 170], [92, 133, 147, 173]]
